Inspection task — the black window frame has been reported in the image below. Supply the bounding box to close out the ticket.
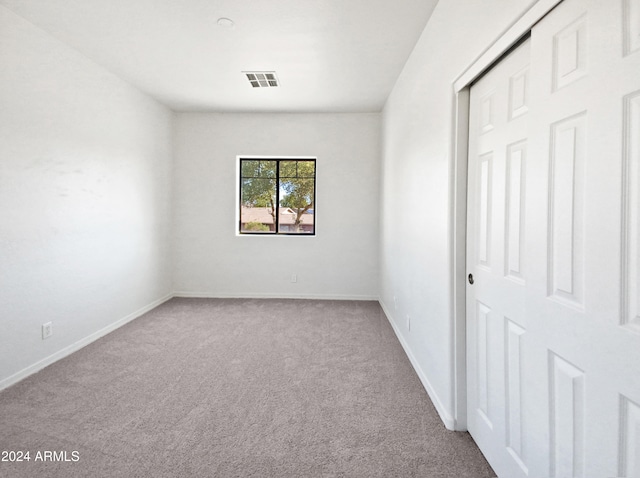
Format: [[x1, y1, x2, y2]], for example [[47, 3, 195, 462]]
[[238, 157, 316, 236]]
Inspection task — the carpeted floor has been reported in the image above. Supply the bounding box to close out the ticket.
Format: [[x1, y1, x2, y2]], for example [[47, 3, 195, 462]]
[[0, 298, 495, 477]]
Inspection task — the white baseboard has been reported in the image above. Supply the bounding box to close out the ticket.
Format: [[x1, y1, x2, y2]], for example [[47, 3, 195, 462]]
[[378, 299, 456, 431], [0, 293, 174, 392], [172, 291, 379, 301]]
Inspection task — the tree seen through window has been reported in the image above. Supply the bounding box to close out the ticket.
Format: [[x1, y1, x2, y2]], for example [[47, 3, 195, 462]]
[[239, 158, 315, 235]]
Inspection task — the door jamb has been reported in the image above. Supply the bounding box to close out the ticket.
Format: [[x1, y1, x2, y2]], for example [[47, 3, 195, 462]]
[[450, 0, 563, 431]]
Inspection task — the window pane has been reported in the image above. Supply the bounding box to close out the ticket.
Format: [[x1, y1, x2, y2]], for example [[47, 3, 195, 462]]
[[241, 178, 276, 206], [277, 206, 314, 234], [279, 160, 315, 178], [297, 160, 315, 178], [279, 160, 297, 178], [278, 177, 315, 234], [241, 177, 276, 233], [241, 160, 276, 178], [279, 178, 314, 207], [240, 206, 275, 232]]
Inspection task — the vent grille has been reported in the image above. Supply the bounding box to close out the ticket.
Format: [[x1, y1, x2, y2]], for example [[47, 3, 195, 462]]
[[244, 71, 279, 88]]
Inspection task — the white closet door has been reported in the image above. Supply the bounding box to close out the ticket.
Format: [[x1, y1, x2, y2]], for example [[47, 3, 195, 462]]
[[467, 37, 531, 478], [467, 1, 640, 477]]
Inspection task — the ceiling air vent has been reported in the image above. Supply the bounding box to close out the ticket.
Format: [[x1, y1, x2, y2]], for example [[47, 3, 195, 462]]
[[243, 71, 279, 88]]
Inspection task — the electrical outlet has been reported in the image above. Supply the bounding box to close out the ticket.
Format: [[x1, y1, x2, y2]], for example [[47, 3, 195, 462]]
[[393, 296, 398, 310], [291, 274, 297, 283], [406, 315, 411, 331], [42, 322, 53, 340]]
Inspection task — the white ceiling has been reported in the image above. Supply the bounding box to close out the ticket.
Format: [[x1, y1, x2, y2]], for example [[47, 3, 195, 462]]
[[1, 0, 439, 113]]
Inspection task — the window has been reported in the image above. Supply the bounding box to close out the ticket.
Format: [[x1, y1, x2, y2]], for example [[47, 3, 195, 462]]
[[239, 158, 316, 235]]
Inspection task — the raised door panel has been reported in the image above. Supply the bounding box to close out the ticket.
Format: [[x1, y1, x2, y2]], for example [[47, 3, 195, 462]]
[[549, 353, 585, 478], [624, 0, 640, 56], [505, 318, 528, 474], [623, 91, 640, 329], [505, 141, 527, 283], [478, 153, 493, 269], [547, 113, 586, 310], [620, 396, 640, 477], [509, 67, 530, 120], [476, 301, 492, 427], [552, 15, 587, 91]]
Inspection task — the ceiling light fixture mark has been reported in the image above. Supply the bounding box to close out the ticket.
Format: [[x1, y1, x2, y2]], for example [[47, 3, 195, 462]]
[[217, 17, 235, 29]]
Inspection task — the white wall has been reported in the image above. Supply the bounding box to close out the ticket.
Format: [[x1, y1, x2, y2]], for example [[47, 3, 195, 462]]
[[379, 0, 537, 428], [173, 113, 380, 300], [0, 6, 174, 387]]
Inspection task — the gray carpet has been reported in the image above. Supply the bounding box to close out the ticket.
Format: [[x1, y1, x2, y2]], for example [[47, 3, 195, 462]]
[[0, 298, 495, 477]]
